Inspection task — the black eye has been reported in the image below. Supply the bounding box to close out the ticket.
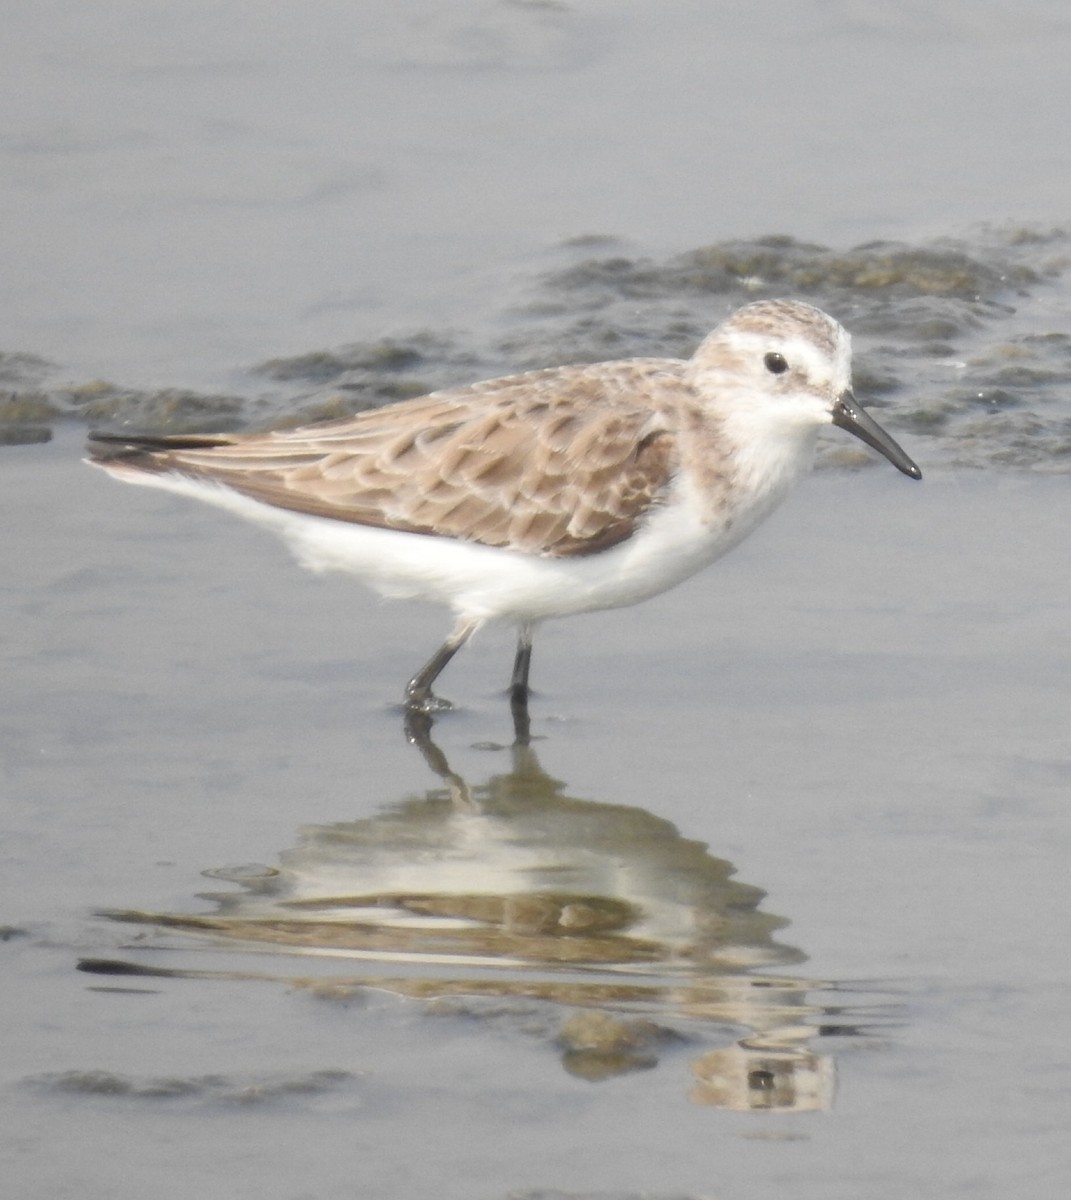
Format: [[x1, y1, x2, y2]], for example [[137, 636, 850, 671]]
[[764, 352, 789, 375]]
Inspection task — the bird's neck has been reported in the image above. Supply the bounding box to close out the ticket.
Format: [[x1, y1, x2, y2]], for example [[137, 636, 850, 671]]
[[728, 404, 818, 487], [679, 403, 818, 532]]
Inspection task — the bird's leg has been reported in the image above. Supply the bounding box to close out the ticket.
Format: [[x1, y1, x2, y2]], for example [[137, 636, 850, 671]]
[[509, 625, 533, 703], [405, 616, 480, 712], [509, 625, 533, 743]]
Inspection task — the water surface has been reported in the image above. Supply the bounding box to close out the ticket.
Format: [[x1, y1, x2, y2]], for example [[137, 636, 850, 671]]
[[2, 3, 1071, 1198]]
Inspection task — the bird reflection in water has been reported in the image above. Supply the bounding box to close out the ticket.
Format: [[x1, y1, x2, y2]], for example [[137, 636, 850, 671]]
[[84, 710, 886, 1113]]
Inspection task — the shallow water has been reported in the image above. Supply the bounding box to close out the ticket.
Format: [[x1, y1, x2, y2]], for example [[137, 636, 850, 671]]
[[3, 3, 1071, 1198], [4, 432, 1069, 1199]]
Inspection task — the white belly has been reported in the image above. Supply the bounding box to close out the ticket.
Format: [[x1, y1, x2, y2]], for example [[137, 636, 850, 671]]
[[103, 467, 787, 624], [281, 493, 734, 621]]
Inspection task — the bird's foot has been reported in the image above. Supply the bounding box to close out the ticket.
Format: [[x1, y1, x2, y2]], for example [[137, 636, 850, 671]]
[[404, 688, 455, 715]]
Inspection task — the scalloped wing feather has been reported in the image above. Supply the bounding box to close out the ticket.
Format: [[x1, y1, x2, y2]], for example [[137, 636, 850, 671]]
[[109, 362, 689, 558]]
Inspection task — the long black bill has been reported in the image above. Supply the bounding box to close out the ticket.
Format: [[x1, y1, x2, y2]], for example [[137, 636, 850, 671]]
[[831, 391, 922, 480]]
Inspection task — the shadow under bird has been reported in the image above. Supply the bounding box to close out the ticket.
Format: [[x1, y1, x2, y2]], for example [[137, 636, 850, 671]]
[[87, 299, 921, 712]]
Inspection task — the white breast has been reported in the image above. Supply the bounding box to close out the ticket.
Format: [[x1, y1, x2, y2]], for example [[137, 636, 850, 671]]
[[100, 433, 809, 625]]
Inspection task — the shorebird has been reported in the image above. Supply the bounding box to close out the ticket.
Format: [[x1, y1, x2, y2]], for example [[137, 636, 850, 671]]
[[88, 299, 921, 712]]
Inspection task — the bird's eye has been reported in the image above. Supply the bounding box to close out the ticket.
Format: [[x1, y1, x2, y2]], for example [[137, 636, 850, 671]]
[[764, 352, 789, 375]]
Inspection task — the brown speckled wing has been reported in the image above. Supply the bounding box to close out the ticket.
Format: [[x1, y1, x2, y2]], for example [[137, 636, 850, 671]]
[[132, 361, 686, 558]]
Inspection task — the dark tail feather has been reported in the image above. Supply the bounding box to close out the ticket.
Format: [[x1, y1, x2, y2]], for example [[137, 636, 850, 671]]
[[86, 431, 235, 466], [88, 431, 234, 451]]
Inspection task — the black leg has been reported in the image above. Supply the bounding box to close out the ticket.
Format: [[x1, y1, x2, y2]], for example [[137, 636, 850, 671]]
[[509, 626, 533, 743], [405, 617, 479, 712], [509, 627, 533, 702]]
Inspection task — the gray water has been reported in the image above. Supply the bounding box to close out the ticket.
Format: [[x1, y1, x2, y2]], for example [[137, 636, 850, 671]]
[[3, 3, 1071, 1198]]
